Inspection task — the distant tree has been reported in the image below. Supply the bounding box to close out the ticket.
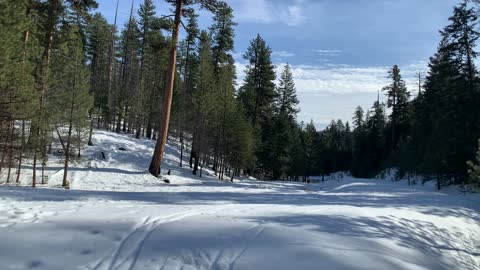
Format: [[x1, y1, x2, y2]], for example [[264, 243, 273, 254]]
[[382, 65, 410, 150], [275, 64, 299, 116], [352, 106, 364, 130]]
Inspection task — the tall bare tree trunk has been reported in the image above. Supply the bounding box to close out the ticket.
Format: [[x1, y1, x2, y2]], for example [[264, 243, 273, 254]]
[[149, 0, 183, 177]]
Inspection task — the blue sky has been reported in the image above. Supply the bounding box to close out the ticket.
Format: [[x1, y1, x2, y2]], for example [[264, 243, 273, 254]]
[[97, 0, 462, 129]]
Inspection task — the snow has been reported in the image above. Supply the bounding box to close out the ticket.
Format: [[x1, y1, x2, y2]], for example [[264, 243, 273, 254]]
[[0, 130, 479, 270]]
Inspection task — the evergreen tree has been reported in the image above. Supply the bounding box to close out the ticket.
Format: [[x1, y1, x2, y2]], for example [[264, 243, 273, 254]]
[[239, 34, 276, 128], [50, 14, 93, 188], [364, 100, 387, 176], [86, 12, 111, 144], [177, 11, 199, 165], [238, 34, 276, 179], [269, 64, 299, 179], [191, 31, 216, 175], [210, 1, 236, 73], [352, 106, 364, 130], [382, 65, 410, 150], [275, 64, 299, 116]]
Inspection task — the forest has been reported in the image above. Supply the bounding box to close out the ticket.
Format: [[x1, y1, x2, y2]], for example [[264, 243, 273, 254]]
[[1, 0, 480, 191]]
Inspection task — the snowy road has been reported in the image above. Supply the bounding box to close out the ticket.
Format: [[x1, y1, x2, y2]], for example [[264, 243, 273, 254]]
[[0, 131, 479, 270]]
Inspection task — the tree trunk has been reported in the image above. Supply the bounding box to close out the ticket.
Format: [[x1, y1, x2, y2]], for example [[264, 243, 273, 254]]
[[77, 128, 81, 158], [189, 132, 196, 168], [6, 122, 15, 183], [193, 151, 199, 175], [146, 120, 152, 139], [16, 120, 25, 183], [123, 105, 128, 133], [32, 153, 36, 188], [41, 162, 45, 184], [88, 114, 94, 146], [179, 132, 184, 167], [135, 118, 142, 139], [63, 121, 73, 188], [107, 0, 120, 126], [149, 0, 183, 177]]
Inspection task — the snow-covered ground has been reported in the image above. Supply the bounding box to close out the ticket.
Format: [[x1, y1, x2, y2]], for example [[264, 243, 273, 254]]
[[0, 130, 479, 270]]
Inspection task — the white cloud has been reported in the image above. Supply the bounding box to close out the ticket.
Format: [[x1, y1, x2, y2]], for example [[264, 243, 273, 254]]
[[285, 4, 306, 26], [272, 50, 295, 58], [235, 61, 428, 95], [231, 0, 306, 27], [313, 49, 342, 57], [315, 50, 342, 54]]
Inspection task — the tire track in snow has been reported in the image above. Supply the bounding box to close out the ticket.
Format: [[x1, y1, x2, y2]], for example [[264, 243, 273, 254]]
[[89, 205, 236, 270], [227, 226, 265, 270], [206, 223, 267, 270]]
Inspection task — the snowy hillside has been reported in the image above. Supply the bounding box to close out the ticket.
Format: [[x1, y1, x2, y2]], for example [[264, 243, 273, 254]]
[[0, 130, 479, 270]]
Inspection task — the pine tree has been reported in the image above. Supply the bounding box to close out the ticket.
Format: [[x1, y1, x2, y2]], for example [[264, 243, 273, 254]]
[[276, 64, 299, 116], [191, 31, 216, 175], [382, 65, 410, 150], [238, 34, 276, 179], [239, 34, 276, 128], [364, 100, 387, 176], [352, 106, 364, 130], [209, 2, 236, 178], [210, 1, 236, 73], [269, 64, 299, 179], [49, 4, 94, 188], [178, 11, 199, 166], [86, 13, 111, 144]]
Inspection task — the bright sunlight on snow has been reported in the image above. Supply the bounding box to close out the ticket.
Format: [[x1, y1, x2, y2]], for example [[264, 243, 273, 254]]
[[0, 130, 479, 270]]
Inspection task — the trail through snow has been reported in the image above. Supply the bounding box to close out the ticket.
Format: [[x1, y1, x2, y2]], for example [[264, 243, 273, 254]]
[[0, 130, 479, 270]]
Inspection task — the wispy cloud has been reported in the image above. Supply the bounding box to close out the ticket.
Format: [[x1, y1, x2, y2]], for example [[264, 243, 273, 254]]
[[315, 50, 342, 54], [231, 0, 306, 27], [313, 49, 342, 57], [272, 50, 295, 58]]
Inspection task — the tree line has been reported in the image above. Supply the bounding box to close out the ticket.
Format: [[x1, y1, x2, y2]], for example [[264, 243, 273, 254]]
[[1, 0, 480, 190]]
